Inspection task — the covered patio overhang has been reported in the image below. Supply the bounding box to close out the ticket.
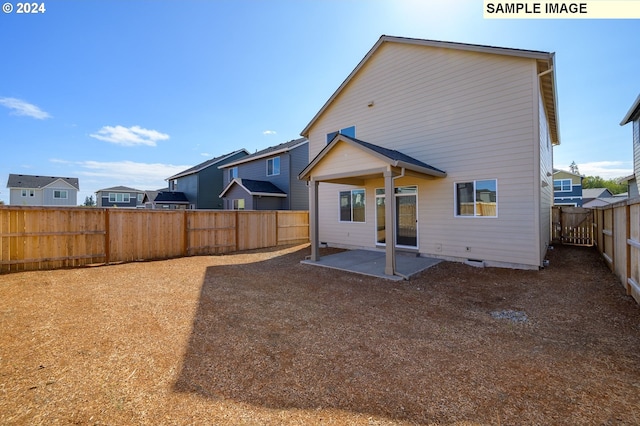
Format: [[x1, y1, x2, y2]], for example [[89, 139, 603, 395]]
[[298, 134, 446, 279]]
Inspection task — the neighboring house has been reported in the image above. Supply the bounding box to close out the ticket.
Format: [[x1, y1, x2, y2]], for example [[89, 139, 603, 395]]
[[166, 149, 249, 209], [298, 35, 559, 274], [219, 138, 309, 210], [582, 188, 613, 204], [96, 186, 144, 208], [620, 94, 640, 199], [141, 189, 190, 209], [6, 174, 79, 206], [553, 169, 583, 206]]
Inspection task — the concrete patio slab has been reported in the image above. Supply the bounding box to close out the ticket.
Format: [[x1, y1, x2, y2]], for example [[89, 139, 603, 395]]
[[301, 249, 441, 281]]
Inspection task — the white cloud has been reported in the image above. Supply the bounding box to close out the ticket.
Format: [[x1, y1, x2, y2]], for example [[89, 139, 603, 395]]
[[0, 97, 51, 119], [89, 125, 170, 147], [577, 161, 633, 179], [263, 130, 277, 135], [50, 159, 189, 191]]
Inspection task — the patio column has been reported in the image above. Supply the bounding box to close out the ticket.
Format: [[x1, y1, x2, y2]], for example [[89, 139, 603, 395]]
[[384, 170, 396, 275], [309, 178, 320, 261]]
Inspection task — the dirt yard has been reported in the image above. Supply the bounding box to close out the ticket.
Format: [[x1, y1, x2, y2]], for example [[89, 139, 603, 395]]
[[1, 244, 639, 425]]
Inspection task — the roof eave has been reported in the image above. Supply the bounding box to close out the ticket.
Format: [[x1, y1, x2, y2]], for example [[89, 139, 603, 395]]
[[620, 94, 640, 126]]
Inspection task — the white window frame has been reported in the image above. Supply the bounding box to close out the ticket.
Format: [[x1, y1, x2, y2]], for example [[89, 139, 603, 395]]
[[454, 179, 498, 218], [553, 179, 572, 192], [233, 199, 245, 210], [266, 157, 280, 176], [53, 190, 68, 200], [109, 193, 130, 203], [21, 189, 35, 197], [339, 188, 366, 223], [229, 167, 238, 181]]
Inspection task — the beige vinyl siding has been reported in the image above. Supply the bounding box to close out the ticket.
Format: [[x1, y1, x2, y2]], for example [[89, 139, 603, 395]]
[[539, 92, 554, 263], [309, 42, 546, 268], [309, 142, 389, 177]]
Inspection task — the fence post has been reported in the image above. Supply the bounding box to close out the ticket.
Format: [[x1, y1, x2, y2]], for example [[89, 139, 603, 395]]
[[104, 208, 110, 264], [275, 211, 279, 246], [183, 210, 189, 257], [235, 210, 239, 252], [626, 203, 632, 295]]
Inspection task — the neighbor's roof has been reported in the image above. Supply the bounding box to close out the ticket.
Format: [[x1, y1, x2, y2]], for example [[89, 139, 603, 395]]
[[154, 191, 190, 203], [299, 134, 446, 181], [220, 138, 308, 169], [219, 178, 287, 198], [167, 149, 249, 180], [96, 186, 143, 193], [620, 94, 640, 125], [7, 173, 80, 190], [301, 35, 559, 145], [582, 188, 613, 200]]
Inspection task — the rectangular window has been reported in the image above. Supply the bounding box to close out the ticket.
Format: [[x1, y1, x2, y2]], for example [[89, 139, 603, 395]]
[[339, 189, 365, 222], [233, 199, 245, 210], [455, 180, 497, 217], [229, 167, 238, 180], [267, 157, 280, 176], [108, 193, 130, 203], [326, 125, 356, 144], [553, 179, 572, 192], [137, 194, 143, 203], [54, 190, 68, 200], [21, 189, 35, 197]]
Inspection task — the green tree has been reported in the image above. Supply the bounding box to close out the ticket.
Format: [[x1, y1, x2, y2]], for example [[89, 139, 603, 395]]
[[582, 176, 627, 195], [83, 195, 96, 207]]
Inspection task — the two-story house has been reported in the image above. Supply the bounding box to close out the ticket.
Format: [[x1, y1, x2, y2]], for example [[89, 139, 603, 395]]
[[165, 149, 249, 209], [298, 36, 559, 275], [6, 174, 79, 206], [219, 138, 309, 210], [553, 169, 583, 206], [620, 94, 640, 199], [96, 186, 144, 208]]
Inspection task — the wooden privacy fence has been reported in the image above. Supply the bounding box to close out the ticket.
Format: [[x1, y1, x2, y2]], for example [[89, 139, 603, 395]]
[[592, 199, 640, 305], [551, 206, 595, 246], [0, 206, 309, 273]]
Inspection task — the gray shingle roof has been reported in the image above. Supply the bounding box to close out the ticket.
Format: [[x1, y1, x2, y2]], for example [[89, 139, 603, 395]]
[[154, 191, 189, 203], [240, 179, 286, 195], [220, 138, 308, 168], [167, 149, 248, 180], [7, 173, 80, 190], [97, 186, 142, 193]]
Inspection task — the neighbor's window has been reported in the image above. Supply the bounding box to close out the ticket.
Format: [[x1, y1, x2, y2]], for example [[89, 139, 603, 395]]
[[54, 190, 68, 200], [109, 193, 130, 203], [21, 189, 35, 197], [553, 179, 572, 192], [455, 180, 497, 217], [233, 199, 245, 210], [229, 167, 238, 180], [326, 125, 356, 144], [339, 189, 365, 222], [267, 157, 280, 176]]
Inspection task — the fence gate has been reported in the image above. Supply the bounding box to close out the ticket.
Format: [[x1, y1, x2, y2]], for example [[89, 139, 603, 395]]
[[552, 206, 595, 246]]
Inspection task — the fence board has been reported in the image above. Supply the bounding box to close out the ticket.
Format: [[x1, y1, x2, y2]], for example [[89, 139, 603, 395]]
[[0, 206, 309, 273], [551, 206, 594, 246]]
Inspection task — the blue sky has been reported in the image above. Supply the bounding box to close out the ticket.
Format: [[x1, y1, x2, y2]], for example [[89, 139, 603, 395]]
[[1, 0, 638, 204]]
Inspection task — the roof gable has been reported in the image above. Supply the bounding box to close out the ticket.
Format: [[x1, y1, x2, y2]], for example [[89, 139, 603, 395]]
[[301, 35, 559, 145], [97, 186, 142, 193], [299, 134, 446, 181], [219, 178, 287, 198], [7, 174, 80, 190]]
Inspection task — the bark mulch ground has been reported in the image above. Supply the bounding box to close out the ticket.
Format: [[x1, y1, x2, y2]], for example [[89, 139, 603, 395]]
[[1, 244, 639, 425]]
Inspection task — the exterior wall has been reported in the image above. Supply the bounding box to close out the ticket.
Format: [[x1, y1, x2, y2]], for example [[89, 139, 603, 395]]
[[223, 185, 253, 210], [631, 119, 640, 198], [175, 174, 198, 209], [198, 150, 248, 209], [538, 92, 553, 261], [97, 191, 142, 208], [222, 154, 291, 208], [10, 184, 77, 206], [553, 170, 583, 206], [308, 42, 546, 268], [288, 144, 310, 210], [253, 195, 284, 210]]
